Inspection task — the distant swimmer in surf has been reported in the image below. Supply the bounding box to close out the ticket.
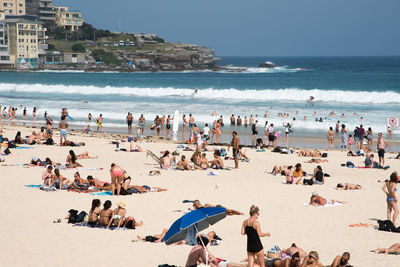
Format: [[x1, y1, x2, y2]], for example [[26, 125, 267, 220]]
[[81, 100, 88, 104], [307, 96, 314, 104], [194, 87, 198, 94]]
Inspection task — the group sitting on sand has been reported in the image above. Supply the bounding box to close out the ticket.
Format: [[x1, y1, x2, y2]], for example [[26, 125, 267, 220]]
[[87, 199, 143, 228]]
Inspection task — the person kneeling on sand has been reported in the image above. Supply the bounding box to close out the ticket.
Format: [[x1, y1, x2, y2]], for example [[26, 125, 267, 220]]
[[192, 200, 244, 215], [301, 251, 323, 267], [373, 243, 400, 254], [209, 151, 224, 169], [330, 252, 351, 267], [310, 192, 346, 206]]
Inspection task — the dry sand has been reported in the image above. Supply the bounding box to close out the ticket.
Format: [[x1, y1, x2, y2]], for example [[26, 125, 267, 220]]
[[0, 124, 399, 266]]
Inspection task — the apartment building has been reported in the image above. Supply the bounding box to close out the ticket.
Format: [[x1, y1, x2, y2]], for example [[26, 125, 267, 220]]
[[55, 6, 83, 31], [0, 0, 25, 15], [4, 15, 46, 69], [0, 11, 14, 68], [25, 0, 56, 21]]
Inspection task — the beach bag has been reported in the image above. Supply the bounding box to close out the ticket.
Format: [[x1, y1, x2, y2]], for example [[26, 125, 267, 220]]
[[68, 209, 79, 223], [220, 148, 227, 157], [347, 151, 354, 156], [4, 148, 11, 155], [45, 138, 54, 145], [322, 153, 328, 158], [377, 220, 398, 232], [303, 179, 313, 185], [273, 147, 281, 153], [346, 161, 354, 167], [7, 142, 16, 148]]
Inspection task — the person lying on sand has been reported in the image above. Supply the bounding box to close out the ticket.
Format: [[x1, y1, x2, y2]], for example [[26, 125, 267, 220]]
[[268, 251, 301, 267], [137, 229, 216, 245], [238, 146, 249, 161], [336, 183, 362, 190], [77, 151, 98, 159], [301, 251, 323, 267], [309, 192, 346, 206], [87, 175, 108, 188], [373, 243, 400, 254], [307, 158, 328, 163], [330, 252, 351, 267], [128, 185, 167, 193], [66, 150, 83, 168], [209, 151, 224, 169], [280, 243, 307, 261], [192, 200, 244, 215], [298, 149, 322, 157]]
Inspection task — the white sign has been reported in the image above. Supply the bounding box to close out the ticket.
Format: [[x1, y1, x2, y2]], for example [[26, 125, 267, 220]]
[[387, 117, 399, 130]]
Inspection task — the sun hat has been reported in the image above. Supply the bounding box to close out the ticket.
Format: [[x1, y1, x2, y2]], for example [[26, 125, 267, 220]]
[[117, 202, 126, 209]]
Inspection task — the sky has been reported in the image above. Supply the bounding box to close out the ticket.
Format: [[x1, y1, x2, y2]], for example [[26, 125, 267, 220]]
[[55, 0, 400, 57]]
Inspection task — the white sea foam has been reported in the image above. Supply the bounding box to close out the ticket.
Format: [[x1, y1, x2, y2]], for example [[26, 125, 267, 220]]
[[1, 83, 400, 104]]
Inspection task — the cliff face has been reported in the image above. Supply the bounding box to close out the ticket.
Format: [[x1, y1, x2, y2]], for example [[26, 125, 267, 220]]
[[44, 41, 220, 72]]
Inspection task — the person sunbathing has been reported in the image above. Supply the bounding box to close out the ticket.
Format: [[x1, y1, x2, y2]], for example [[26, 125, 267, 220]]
[[51, 168, 73, 190], [301, 251, 323, 267], [88, 199, 101, 226], [193, 200, 244, 215], [309, 192, 346, 206], [129, 138, 142, 152], [66, 150, 83, 168], [194, 153, 209, 170], [209, 152, 224, 169], [137, 228, 168, 243], [160, 151, 172, 168], [336, 183, 362, 190], [272, 252, 301, 267], [177, 155, 192, 170], [307, 158, 328, 163], [42, 165, 53, 185], [280, 243, 307, 261], [373, 243, 400, 254], [70, 172, 88, 189], [128, 185, 167, 193], [272, 165, 291, 176], [285, 166, 295, 184], [330, 252, 351, 267], [28, 131, 40, 144], [293, 163, 304, 184], [238, 146, 249, 161], [77, 151, 98, 159], [87, 175, 108, 188], [312, 166, 324, 185], [98, 200, 113, 227], [107, 201, 127, 228]]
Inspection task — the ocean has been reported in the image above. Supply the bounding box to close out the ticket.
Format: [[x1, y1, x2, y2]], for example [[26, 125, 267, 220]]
[[1, 56, 399, 148]]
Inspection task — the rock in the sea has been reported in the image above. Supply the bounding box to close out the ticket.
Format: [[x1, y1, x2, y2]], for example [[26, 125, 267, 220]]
[[258, 62, 276, 68]]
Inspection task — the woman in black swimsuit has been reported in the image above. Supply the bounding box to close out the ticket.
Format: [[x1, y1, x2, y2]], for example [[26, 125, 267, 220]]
[[241, 205, 271, 267], [88, 199, 101, 225]]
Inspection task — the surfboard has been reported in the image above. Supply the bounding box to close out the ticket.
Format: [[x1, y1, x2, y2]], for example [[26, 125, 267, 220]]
[[67, 115, 74, 121], [172, 110, 179, 141]]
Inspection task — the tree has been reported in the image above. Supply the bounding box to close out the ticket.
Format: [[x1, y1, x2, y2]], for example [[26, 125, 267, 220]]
[[71, 43, 86, 53]]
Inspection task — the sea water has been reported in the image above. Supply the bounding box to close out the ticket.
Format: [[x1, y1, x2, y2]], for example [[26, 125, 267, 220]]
[[0, 56, 399, 148]]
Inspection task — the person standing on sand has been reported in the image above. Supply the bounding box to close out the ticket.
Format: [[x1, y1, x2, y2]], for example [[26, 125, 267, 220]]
[[182, 114, 187, 141], [166, 115, 173, 139], [228, 131, 240, 169], [244, 116, 248, 127], [241, 205, 270, 267], [110, 163, 124, 196], [237, 115, 242, 126], [126, 112, 133, 135], [249, 115, 254, 126], [377, 132, 388, 168], [382, 172, 399, 226], [327, 127, 335, 150], [230, 114, 235, 126], [251, 121, 259, 147], [267, 123, 275, 149], [340, 124, 348, 150], [96, 114, 103, 133], [58, 115, 68, 146]]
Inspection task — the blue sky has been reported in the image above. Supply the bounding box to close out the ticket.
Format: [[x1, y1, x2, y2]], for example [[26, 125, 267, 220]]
[[55, 0, 400, 56]]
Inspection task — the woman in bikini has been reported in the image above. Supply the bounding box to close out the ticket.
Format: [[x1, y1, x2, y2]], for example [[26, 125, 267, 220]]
[[210, 120, 217, 144], [182, 114, 187, 141], [108, 202, 127, 228], [110, 163, 124, 196], [327, 127, 335, 150], [98, 200, 113, 227], [382, 172, 399, 225], [77, 151, 98, 159], [66, 150, 83, 168], [241, 205, 271, 267], [88, 199, 101, 226], [42, 166, 53, 186], [52, 168, 73, 190], [215, 121, 221, 144]]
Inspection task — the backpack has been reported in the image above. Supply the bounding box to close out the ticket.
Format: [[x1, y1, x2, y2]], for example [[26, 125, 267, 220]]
[[303, 179, 314, 185], [45, 138, 54, 145], [377, 219, 400, 232], [220, 148, 227, 157], [68, 209, 79, 223]]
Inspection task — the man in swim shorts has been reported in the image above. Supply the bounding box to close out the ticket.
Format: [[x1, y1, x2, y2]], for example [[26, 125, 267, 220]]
[[228, 131, 240, 169], [377, 133, 388, 168], [59, 115, 68, 146]]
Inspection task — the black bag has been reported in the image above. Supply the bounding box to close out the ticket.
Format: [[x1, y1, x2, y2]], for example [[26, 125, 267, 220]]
[[4, 148, 11, 155], [75, 211, 87, 223], [115, 187, 131, 195], [273, 147, 282, 153], [7, 142, 16, 148], [377, 220, 398, 232], [45, 138, 54, 145], [322, 153, 328, 158], [145, 236, 158, 242], [303, 179, 314, 185]]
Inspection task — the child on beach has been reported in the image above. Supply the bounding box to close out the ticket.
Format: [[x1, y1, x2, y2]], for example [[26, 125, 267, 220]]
[[348, 134, 354, 150]]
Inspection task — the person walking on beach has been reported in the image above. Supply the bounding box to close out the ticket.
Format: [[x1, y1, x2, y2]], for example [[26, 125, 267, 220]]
[[138, 114, 146, 135], [96, 114, 103, 133], [377, 133, 388, 168], [126, 112, 133, 135], [340, 124, 348, 150], [228, 131, 240, 169], [241, 205, 270, 267], [327, 127, 335, 150], [251, 121, 259, 147], [382, 172, 399, 225], [59, 115, 68, 146]]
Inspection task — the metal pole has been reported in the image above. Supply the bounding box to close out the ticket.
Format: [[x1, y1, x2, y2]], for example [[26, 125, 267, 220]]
[[194, 224, 208, 266]]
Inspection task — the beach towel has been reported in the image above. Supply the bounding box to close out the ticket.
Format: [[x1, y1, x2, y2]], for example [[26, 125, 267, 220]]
[[25, 184, 41, 188], [208, 171, 219, 176], [14, 146, 33, 149], [90, 191, 113, 196], [303, 202, 343, 207], [67, 188, 102, 194], [349, 223, 372, 227], [72, 222, 128, 230]]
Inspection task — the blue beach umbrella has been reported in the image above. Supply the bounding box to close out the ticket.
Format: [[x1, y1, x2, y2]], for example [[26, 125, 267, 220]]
[[163, 207, 227, 245]]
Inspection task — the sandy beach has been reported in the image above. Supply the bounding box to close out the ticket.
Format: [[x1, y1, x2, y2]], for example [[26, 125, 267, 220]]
[[1, 124, 400, 267]]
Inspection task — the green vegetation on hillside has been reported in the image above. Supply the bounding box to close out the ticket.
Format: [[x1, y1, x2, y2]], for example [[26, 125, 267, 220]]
[[91, 49, 121, 66]]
